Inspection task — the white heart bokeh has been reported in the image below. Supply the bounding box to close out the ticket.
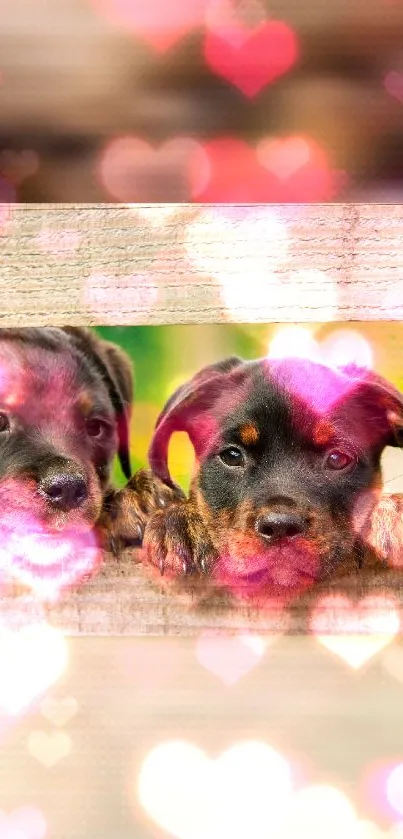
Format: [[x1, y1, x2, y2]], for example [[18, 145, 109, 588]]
[[138, 740, 292, 839], [267, 325, 373, 370], [0, 623, 68, 715], [137, 739, 390, 839], [185, 208, 338, 321]]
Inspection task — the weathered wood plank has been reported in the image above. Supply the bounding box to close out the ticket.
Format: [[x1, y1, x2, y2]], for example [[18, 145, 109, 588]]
[[1, 203, 403, 324], [1, 549, 403, 636]]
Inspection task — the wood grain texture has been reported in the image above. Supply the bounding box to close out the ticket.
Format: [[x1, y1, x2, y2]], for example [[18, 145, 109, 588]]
[[2, 548, 403, 636], [1, 203, 403, 324]]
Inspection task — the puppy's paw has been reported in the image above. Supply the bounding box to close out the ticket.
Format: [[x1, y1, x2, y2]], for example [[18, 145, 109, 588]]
[[363, 493, 403, 567], [142, 501, 217, 577], [97, 470, 185, 555]]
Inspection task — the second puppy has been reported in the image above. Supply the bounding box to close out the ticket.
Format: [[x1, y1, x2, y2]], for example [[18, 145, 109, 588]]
[[143, 356, 403, 603]]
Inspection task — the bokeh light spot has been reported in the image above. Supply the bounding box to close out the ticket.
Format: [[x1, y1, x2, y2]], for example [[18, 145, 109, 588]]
[[138, 739, 293, 839], [387, 764, 403, 817], [0, 623, 68, 716], [89, 0, 208, 51]]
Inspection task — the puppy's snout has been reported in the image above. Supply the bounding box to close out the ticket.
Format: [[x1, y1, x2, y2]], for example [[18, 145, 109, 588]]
[[39, 472, 88, 511], [256, 511, 308, 542]]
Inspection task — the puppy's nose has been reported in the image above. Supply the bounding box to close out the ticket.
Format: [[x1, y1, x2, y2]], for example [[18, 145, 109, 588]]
[[256, 511, 307, 542], [39, 473, 88, 511]]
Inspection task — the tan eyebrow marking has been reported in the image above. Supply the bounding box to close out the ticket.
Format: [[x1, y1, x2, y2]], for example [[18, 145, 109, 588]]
[[77, 392, 94, 417], [313, 419, 335, 446], [239, 422, 259, 446]]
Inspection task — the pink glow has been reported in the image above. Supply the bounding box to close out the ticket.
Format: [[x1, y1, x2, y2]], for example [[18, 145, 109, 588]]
[[90, 0, 208, 51], [0, 149, 39, 185], [387, 764, 403, 817], [0, 807, 47, 839], [257, 135, 341, 201], [194, 136, 342, 201], [117, 639, 184, 689], [384, 71, 403, 105], [205, 0, 267, 48], [267, 357, 364, 416], [84, 272, 159, 322], [0, 504, 100, 601], [360, 760, 403, 823]]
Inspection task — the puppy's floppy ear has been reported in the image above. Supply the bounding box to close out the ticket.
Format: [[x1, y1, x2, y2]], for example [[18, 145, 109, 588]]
[[61, 327, 134, 479], [148, 357, 244, 488], [341, 364, 403, 449]]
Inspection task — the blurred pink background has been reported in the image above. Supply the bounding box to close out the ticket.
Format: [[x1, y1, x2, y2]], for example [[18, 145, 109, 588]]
[[1, 0, 403, 202]]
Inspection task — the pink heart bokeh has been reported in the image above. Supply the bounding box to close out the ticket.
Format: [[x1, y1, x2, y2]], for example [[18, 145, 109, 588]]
[[196, 631, 270, 685], [89, 0, 208, 51]]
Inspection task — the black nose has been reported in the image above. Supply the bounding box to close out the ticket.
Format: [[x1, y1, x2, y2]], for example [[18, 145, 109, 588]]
[[39, 473, 88, 511], [256, 511, 307, 542]]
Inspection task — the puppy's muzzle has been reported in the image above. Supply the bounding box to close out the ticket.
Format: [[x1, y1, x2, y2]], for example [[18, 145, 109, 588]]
[[255, 510, 308, 542], [38, 462, 88, 512]]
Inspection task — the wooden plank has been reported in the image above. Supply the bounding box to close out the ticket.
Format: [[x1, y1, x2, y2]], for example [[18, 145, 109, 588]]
[[2, 549, 403, 636], [1, 203, 403, 324]]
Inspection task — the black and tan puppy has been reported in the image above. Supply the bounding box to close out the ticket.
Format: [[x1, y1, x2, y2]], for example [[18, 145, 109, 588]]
[[143, 356, 403, 603], [0, 327, 181, 573]]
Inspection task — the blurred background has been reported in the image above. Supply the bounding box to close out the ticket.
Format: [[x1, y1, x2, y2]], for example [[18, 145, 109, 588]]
[[96, 322, 403, 491], [2, 0, 403, 203]]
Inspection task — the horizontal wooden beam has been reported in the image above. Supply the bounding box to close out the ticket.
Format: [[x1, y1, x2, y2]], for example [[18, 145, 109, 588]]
[[1, 203, 403, 324], [2, 550, 403, 636]]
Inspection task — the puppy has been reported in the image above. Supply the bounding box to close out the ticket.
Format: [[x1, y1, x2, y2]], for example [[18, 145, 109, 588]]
[[143, 356, 403, 604], [0, 327, 181, 591]]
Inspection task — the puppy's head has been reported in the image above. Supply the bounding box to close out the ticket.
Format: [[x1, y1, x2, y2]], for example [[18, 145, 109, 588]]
[[149, 356, 403, 598], [0, 327, 133, 535]]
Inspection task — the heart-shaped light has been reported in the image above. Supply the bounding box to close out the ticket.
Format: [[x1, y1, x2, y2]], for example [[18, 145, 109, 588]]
[[257, 135, 339, 201], [0, 518, 100, 601], [0, 623, 68, 715], [138, 739, 293, 839], [97, 136, 210, 202], [267, 327, 373, 369], [196, 632, 271, 685], [27, 730, 72, 768], [310, 595, 400, 668], [40, 695, 78, 727], [204, 19, 298, 97]]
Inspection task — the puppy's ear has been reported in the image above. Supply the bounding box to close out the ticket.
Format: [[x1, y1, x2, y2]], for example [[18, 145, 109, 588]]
[[341, 365, 403, 449], [61, 327, 134, 479], [148, 357, 244, 487]]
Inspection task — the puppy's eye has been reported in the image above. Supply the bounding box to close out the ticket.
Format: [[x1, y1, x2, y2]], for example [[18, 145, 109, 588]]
[[219, 447, 245, 467], [324, 449, 355, 471], [86, 418, 109, 438], [0, 413, 10, 433]]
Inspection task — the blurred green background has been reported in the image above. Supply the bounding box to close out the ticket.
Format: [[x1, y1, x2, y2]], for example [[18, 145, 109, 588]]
[[95, 322, 403, 491]]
